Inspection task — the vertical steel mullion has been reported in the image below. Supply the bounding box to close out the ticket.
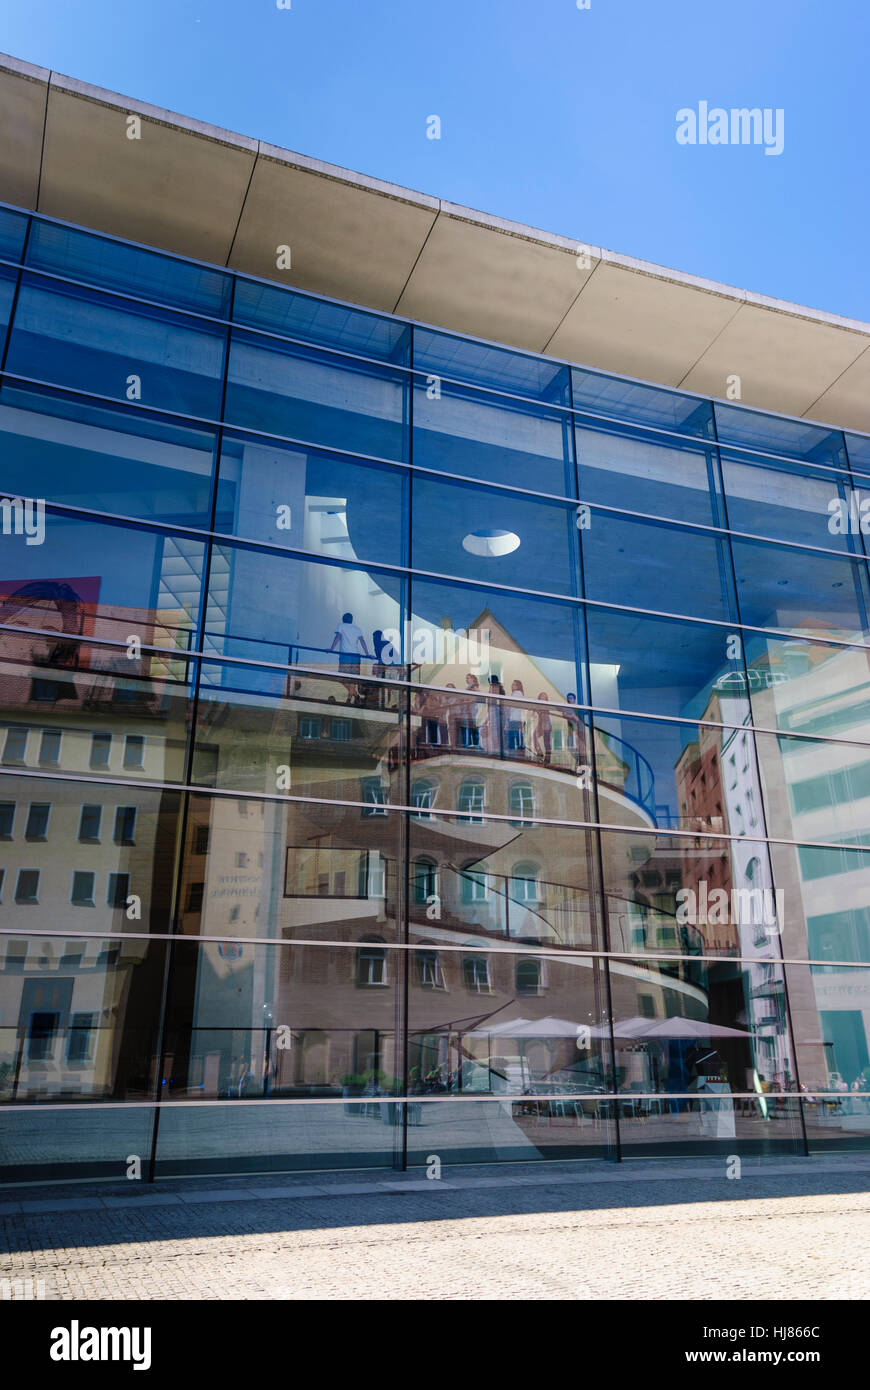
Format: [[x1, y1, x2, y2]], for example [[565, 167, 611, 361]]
[[147, 282, 235, 1182], [711, 409, 809, 1157], [0, 213, 29, 379], [571, 366, 621, 1161], [398, 329, 414, 1171]]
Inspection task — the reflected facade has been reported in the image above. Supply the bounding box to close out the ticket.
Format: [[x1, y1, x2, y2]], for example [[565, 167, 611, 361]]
[[2, 202, 870, 1182]]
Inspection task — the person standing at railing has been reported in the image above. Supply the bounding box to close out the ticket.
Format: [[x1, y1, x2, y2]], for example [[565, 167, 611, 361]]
[[506, 680, 527, 753], [330, 611, 370, 703], [534, 692, 552, 764], [485, 674, 505, 753], [565, 692, 587, 766]]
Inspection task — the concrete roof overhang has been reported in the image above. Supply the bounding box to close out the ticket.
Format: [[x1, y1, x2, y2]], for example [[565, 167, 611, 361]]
[[2, 50, 869, 435]]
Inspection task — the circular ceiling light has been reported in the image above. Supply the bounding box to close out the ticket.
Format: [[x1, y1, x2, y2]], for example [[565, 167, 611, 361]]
[[462, 528, 521, 558]]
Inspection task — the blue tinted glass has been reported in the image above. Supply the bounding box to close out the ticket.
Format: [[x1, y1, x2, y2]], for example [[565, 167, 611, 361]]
[[721, 450, 857, 552], [232, 277, 408, 363], [215, 433, 407, 567], [205, 543, 405, 679], [414, 328, 570, 404], [731, 536, 870, 641], [26, 217, 232, 317], [741, 629, 870, 740], [0, 511, 204, 654], [7, 276, 226, 418], [582, 511, 737, 624], [0, 264, 16, 336], [572, 369, 714, 438], [413, 378, 573, 494], [0, 206, 28, 262], [411, 474, 578, 595], [407, 575, 584, 701], [846, 431, 870, 478], [585, 606, 750, 725], [576, 418, 717, 526], [715, 402, 847, 467], [755, 727, 870, 846], [0, 383, 216, 528], [225, 331, 408, 461]]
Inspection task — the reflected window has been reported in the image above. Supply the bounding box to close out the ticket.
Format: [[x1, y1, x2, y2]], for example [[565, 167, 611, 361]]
[[71, 871, 96, 906], [510, 862, 541, 903], [39, 730, 62, 766], [362, 776, 387, 816], [515, 957, 543, 995], [413, 857, 437, 904], [3, 728, 27, 763], [458, 780, 484, 821], [0, 802, 14, 839], [107, 872, 130, 909], [411, 779, 435, 820], [79, 804, 102, 843], [67, 1012, 97, 1064], [15, 869, 39, 903], [416, 944, 444, 989], [509, 782, 535, 827], [27, 1012, 58, 1062], [90, 732, 111, 769], [461, 863, 490, 903], [463, 954, 492, 993], [123, 736, 145, 769], [114, 806, 137, 846], [357, 937, 388, 987], [25, 803, 50, 841]]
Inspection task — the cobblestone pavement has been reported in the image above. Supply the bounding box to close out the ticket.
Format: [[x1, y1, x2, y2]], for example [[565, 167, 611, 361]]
[[2, 1158, 870, 1300]]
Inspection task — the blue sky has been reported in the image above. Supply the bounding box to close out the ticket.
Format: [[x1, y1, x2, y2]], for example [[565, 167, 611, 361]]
[[1, 0, 867, 318]]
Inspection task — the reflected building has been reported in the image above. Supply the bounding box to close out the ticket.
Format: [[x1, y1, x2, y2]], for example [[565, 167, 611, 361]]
[[1, 70, 870, 1179]]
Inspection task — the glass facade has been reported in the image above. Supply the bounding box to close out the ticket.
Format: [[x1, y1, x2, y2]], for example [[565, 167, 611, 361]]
[[2, 200, 870, 1183]]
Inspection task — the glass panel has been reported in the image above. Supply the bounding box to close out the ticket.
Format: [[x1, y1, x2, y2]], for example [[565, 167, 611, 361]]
[[755, 729, 870, 846], [193, 664, 406, 803], [0, 1105, 156, 1183], [0, 933, 165, 1105], [407, 950, 612, 1101], [720, 450, 859, 553], [225, 330, 408, 461], [407, 576, 584, 706], [177, 795, 403, 941], [0, 265, 16, 339], [157, 940, 404, 1173], [6, 275, 227, 418], [585, 606, 750, 726], [0, 774, 183, 932], [414, 328, 570, 404], [214, 432, 407, 567], [576, 418, 718, 526], [785, 963, 870, 1152], [406, 1093, 616, 1164], [768, 838, 870, 964], [845, 431, 870, 478], [408, 813, 603, 951], [608, 954, 799, 1148], [593, 712, 759, 836], [25, 217, 232, 317], [411, 474, 579, 595], [601, 828, 784, 959], [582, 511, 737, 624], [0, 383, 217, 528], [741, 629, 870, 740], [0, 511, 204, 657], [572, 370, 715, 438], [232, 278, 409, 363], [0, 206, 28, 262], [413, 378, 573, 494], [0, 629, 193, 783], [714, 402, 847, 468], [203, 543, 405, 675], [731, 536, 870, 640]]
